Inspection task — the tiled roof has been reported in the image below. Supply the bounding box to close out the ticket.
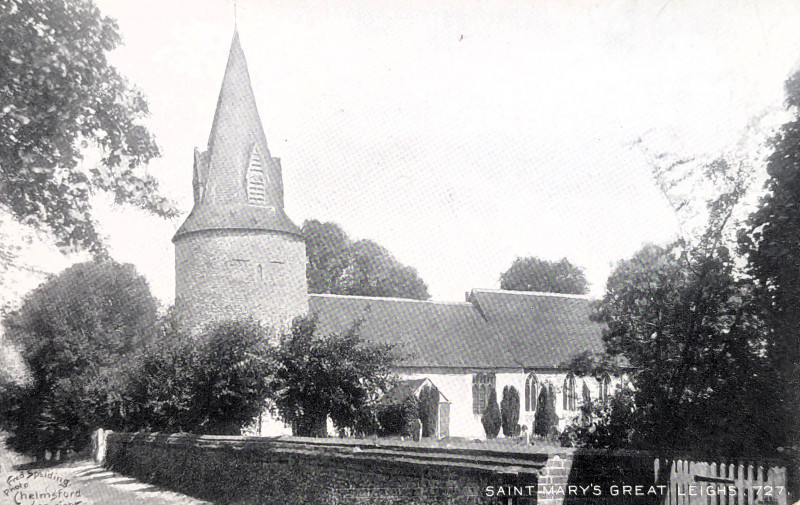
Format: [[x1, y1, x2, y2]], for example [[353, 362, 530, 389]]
[[308, 289, 606, 370]]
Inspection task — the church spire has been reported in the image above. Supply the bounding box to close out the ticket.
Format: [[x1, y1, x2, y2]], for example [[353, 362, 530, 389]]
[[173, 30, 300, 241]]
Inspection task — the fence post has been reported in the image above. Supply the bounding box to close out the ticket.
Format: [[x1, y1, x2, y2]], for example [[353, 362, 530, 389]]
[[92, 428, 107, 466]]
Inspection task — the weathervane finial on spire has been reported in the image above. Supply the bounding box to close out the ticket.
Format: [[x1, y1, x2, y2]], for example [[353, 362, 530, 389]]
[[233, 0, 238, 29]]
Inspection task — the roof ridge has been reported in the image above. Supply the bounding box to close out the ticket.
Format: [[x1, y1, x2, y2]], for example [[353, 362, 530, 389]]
[[472, 288, 593, 300], [309, 293, 474, 306]]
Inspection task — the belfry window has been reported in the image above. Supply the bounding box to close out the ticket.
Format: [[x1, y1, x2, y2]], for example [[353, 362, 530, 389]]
[[246, 145, 268, 206]]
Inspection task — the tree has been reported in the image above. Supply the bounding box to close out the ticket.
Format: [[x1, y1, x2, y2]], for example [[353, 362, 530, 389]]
[[481, 388, 501, 439], [580, 243, 780, 455], [1, 259, 158, 456], [376, 395, 419, 437], [418, 385, 439, 438], [739, 70, 800, 449], [500, 385, 520, 437], [119, 319, 276, 435], [1, 0, 177, 252], [533, 383, 557, 437], [302, 220, 430, 300], [272, 315, 399, 437], [499, 257, 589, 294]]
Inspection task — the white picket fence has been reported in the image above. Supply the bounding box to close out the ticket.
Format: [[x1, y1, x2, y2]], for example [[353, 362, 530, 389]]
[[658, 458, 790, 505]]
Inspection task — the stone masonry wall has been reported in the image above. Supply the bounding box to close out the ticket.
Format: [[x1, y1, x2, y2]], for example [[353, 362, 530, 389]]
[[174, 230, 308, 334]]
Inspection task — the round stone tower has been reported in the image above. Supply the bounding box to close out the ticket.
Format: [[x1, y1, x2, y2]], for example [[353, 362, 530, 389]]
[[173, 31, 308, 333]]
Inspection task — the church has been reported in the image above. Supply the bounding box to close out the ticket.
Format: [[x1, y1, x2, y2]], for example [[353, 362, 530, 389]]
[[172, 32, 617, 440]]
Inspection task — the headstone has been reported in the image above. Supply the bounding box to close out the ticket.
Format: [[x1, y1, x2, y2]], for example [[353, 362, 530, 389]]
[[410, 418, 422, 442]]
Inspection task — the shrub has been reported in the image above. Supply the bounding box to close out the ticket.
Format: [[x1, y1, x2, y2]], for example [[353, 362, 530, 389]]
[[1, 259, 158, 456], [119, 319, 276, 435], [418, 385, 439, 438], [559, 388, 636, 449], [377, 396, 419, 436], [500, 385, 520, 437], [481, 388, 501, 439], [534, 383, 558, 437]]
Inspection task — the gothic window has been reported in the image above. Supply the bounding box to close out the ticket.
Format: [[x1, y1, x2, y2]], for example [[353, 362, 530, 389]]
[[599, 374, 611, 403], [246, 145, 268, 206], [472, 373, 496, 415], [563, 374, 577, 411], [524, 373, 538, 412]]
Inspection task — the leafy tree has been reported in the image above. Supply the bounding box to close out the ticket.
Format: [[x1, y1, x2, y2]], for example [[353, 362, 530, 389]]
[[533, 383, 557, 437], [739, 70, 800, 449], [559, 388, 637, 449], [499, 257, 589, 294], [272, 315, 399, 437], [1, 0, 177, 252], [578, 243, 779, 455], [376, 395, 419, 437], [119, 319, 276, 435], [418, 385, 439, 438], [481, 388, 501, 439], [302, 220, 430, 300], [500, 385, 520, 437], [1, 259, 158, 456]]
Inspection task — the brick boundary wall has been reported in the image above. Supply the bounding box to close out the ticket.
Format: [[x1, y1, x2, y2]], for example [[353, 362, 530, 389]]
[[98, 431, 796, 505]]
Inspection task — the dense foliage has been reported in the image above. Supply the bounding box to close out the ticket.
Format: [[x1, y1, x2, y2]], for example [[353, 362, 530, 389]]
[[0, 259, 158, 456], [272, 315, 399, 437], [569, 242, 779, 455], [481, 388, 501, 439], [376, 396, 419, 437], [533, 383, 557, 437], [0, 0, 177, 252], [119, 320, 276, 435], [418, 385, 439, 438], [499, 257, 589, 294], [559, 389, 637, 449], [500, 385, 520, 437], [302, 220, 430, 300], [739, 70, 800, 449]]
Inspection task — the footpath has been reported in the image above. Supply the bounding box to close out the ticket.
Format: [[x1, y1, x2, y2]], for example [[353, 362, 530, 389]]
[[2, 445, 212, 505]]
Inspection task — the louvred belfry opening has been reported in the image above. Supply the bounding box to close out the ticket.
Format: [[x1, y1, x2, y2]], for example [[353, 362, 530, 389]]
[[173, 30, 301, 241], [247, 145, 268, 206]]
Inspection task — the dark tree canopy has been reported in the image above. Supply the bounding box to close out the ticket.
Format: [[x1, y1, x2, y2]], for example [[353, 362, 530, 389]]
[[119, 319, 276, 435], [583, 243, 780, 455], [500, 385, 520, 437], [499, 256, 589, 295], [302, 220, 430, 300], [1, 0, 177, 252], [481, 388, 501, 439], [739, 70, 800, 447], [273, 315, 399, 437], [1, 259, 159, 455]]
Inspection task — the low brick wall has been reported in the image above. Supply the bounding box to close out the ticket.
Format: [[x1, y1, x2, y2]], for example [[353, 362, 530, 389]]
[[102, 432, 549, 504]]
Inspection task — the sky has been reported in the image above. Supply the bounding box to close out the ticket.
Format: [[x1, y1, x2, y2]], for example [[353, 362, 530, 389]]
[[6, 0, 800, 308]]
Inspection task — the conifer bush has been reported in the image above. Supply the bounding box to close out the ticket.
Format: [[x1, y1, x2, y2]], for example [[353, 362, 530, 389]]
[[500, 385, 520, 437], [481, 388, 501, 439]]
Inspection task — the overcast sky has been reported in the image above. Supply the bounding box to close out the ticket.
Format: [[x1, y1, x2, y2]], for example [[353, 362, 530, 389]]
[[9, 0, 800, 307]]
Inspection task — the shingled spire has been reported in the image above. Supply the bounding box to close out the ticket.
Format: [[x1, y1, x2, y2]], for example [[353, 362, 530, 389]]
[[174, 31, 300, 240]]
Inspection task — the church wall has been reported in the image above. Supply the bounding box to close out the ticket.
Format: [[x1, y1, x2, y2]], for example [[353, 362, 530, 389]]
[[402, 370, 624, 439], [174, 230, 308, 334]]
